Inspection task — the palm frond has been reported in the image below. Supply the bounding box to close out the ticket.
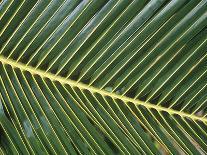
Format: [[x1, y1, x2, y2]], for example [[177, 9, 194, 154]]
[[0, 0, 206, 154]]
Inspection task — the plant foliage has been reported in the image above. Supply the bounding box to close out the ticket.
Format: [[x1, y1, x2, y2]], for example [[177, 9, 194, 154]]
[[0, 0, 207, 154]]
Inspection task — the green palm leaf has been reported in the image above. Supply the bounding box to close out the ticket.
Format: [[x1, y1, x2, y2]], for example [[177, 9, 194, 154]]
[[0, 0, 206, 154]]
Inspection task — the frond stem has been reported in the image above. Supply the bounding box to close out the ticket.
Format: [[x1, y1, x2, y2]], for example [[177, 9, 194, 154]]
[[0, 55, 206, 123]]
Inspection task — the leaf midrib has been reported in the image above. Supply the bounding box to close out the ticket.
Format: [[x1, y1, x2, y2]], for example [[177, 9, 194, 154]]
[[0, 55, 206, 123]]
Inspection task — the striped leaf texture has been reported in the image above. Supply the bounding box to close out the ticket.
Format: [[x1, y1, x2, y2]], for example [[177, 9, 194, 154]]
[[0, 0, 207, 154]]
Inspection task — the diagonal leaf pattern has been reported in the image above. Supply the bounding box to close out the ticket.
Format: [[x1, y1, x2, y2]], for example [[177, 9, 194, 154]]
[[0, 0, 206, 154]]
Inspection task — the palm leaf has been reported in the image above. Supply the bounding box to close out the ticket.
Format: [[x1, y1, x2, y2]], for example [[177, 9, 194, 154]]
[[0, 0, 206, 154]]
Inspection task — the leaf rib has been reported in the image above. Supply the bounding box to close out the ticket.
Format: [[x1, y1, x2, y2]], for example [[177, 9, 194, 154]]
[[0, 55, 206, 123]]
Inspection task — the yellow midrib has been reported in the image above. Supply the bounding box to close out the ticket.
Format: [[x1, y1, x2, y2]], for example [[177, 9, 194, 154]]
[[0, 55, 206, 123]]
